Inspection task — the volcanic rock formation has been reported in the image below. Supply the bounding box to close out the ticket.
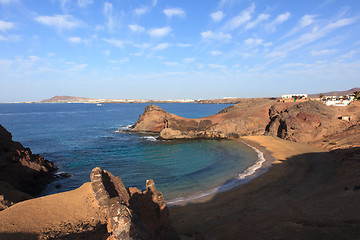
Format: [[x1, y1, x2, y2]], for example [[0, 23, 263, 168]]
[[265, 101, 359, 143], [129, 99, 276, 139], [130, 100, 360, 145], [90, 167, 176, 240], [0, 124, 57, 210]]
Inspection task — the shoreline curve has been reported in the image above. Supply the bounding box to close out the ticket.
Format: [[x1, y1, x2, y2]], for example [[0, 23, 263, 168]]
[[167, 138, 273, 206]]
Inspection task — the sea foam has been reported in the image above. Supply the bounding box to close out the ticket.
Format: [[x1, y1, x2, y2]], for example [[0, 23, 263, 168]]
[[115, 124, 134, 132], [141, 136, 157, 142]]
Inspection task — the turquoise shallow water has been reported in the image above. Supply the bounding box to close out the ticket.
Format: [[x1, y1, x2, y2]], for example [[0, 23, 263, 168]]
[[0, 103, 259, 202]]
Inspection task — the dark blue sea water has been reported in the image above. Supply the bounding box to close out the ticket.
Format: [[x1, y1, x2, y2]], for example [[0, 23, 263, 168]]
[[0, 103, 259, 202]]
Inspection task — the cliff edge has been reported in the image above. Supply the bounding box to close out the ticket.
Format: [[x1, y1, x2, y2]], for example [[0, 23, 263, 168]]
[[130, 100, 360, 148], [0, 124, 57, 210], [130, 99, 277, 139]]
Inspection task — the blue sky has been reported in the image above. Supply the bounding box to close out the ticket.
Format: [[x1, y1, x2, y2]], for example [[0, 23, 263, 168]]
[[0, 0, 359, 102]]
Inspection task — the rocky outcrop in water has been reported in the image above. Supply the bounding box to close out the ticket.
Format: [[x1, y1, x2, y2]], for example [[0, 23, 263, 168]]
[[130, 100, 360, 145], [90, 167, 176, 240], [129, 100, 275, 139], [0, 124, 57, 210]]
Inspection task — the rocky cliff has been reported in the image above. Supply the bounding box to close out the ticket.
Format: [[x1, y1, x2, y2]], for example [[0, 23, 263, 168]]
[[130, 100, 360, 145], [0, 124, 57, 210], [129, 99, 277, 139], [265, 101, 360, 143]]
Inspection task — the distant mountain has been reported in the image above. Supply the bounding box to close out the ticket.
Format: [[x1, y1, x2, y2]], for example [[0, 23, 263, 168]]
[[39, 96, 100, 103], [38, 96, 195, 104], [309, 88, 360, 98]]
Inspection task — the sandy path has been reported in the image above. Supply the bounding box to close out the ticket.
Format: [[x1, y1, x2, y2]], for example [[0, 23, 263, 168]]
[[0, 182, 106, 240], [169, 136, 360, 240]]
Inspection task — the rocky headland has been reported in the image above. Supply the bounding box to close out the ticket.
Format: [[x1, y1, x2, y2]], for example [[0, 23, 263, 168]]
[[0, 124, 57, 210], [129, 99, 360, 145], [129, 98, 278, 139]]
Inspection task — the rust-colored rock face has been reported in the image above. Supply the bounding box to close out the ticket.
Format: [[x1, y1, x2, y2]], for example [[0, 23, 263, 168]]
[[265, 101, 356, 143], [90, 167, 176, 240], [130, 100, 276, 139], [129, 100, 360, 145], [0, 124, 57, 209]]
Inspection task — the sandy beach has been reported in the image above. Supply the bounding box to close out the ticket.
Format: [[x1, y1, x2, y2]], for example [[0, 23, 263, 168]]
[[0, 182, 107, 240], [0, 135, 359, 239], [169, 136, 360, 240]]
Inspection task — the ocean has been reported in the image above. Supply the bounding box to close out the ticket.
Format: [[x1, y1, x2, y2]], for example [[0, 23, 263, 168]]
[[0, 103, 260, 203]]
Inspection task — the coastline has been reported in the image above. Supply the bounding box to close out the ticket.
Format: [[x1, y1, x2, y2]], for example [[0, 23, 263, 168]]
[[168, 136, 360, 239], [1, 135, 359, 239], [166, 138, 274, 206]]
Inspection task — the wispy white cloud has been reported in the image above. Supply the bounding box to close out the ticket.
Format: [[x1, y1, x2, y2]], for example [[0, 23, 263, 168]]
[[201, 30, 231, 42], [176, 43, 192, 47], [266, 12, 291, 32], [183, 58, 195, 64], [103, 38, 125, 48], [68, 36, 82, 43], [208, 63, 227, 69], [0, 0, 19, 4], [153, 42, 170, 51], [134, 43, 151, 49], [320, 0, 335, 8], [340, 50, 355, 60], [103, 50, 110, 57], [104, 2, 114, 31], [219, 0, 240, 8], [311, 49, 337, 56], [148, 27, 172, 37], [164, 8, 186, 18], [265, 51, 287, 59], [279, 17, 357, 53], [325, 17, 357, 30], [211, 50, 223, 56], [244, 38, 263, 46], [197, 63, 204, 69], [282, 14, 316, 38], [128, 24, 145, 32], [223, 3, 254, 31], [109, 57, 129, 64], [245, 13, 269, 30], [152, 0, 158, 7], [0, 20, 15, 31], [135, 6, 148, 15], [164, 61, 178, 66], [77, 0, 93, 8], [35, 15, 82, 31], [211, 11, 225, 22], [67, 63, 87, 72], [299, 14, 315, 28], [56, 0, 71, 12]]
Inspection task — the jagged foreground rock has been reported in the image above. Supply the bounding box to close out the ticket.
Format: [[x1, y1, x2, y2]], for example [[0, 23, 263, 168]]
[[0, 124, 57, 210], [90, 167, 176, 240]]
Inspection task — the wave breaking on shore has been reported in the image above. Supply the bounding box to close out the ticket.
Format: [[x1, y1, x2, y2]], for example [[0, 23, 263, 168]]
[[166, 141, 268, 206]]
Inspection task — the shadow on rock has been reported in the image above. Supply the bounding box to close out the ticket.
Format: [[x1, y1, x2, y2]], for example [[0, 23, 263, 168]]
[[90, 167, 179, 240]]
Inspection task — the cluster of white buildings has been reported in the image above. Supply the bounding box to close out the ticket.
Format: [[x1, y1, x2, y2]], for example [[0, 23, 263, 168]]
[[281, 93, 356, 106], [322, 95, 356, 106]]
